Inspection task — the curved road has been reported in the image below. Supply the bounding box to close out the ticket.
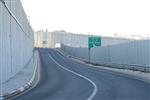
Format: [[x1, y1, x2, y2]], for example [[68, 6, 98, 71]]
[[14, 48, 150, 100]]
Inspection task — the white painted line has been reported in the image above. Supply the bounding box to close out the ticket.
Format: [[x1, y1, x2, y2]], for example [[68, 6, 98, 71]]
[[0, 97, 4, 100], [57, 49, 150, 84], [48, 54, 98, 100], [6, 51, 41, 100]]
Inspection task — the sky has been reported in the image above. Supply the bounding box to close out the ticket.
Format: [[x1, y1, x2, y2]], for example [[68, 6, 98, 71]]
[[21, 0, 150, 36]]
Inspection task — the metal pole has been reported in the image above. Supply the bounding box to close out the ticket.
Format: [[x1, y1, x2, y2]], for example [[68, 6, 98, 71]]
[[89, 48, 91, 63]]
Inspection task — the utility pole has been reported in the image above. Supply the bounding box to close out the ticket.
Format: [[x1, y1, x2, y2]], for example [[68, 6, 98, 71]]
[[88, 48, 91, 63]]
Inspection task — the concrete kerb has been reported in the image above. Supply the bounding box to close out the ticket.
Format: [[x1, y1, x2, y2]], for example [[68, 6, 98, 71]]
[[57, 48, 150, 73], [56, 48, 150, 83], [0, 50, 40, 100]]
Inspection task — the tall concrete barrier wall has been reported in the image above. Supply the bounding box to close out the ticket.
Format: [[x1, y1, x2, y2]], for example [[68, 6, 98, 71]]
[[35, 30, 133, 48], [50, 31, 133, 47], [0, 0, 34, 83], [61, 40, 150, 68]]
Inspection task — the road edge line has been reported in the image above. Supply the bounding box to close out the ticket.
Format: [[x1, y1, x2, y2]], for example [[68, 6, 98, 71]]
[[56, 48, 150, 84], [1, 50, 41, 100], [48, 53, 98, 100]]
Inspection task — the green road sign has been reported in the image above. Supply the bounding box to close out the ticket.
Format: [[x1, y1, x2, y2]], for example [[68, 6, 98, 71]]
[[88, 37, 101, 49]]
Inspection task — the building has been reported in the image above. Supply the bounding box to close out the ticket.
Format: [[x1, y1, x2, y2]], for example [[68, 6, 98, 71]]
[[35, 30, 135, 48]]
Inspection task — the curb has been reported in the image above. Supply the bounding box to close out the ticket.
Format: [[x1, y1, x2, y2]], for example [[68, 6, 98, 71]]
[[57, 48, 150, 73], [56, 48, 150, 84], [0, 51, 40, 100]]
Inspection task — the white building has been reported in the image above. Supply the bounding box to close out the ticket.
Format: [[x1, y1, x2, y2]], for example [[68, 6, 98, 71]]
[[35, 30, 135, 48]]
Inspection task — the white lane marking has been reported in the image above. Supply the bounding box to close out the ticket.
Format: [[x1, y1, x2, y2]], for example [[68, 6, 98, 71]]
[[8, 52, 41, 100], [48, 53, 98, 100]]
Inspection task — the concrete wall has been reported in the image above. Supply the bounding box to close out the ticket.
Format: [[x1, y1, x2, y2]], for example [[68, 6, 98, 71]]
[[35, 30, 133, 48], [51, 31, 133, 48], [0, 0, 34, 83], [61, 40, 150, 67]]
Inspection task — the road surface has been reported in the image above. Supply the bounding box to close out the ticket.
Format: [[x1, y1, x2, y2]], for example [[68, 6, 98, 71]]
[[14, 48, 150, 100]]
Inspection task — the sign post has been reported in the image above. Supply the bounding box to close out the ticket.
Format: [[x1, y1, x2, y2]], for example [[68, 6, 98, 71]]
[[88, 37, 101, 63]]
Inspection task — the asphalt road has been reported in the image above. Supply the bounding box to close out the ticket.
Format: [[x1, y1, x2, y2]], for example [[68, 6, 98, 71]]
[[14, 48, 150, 100]]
